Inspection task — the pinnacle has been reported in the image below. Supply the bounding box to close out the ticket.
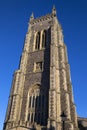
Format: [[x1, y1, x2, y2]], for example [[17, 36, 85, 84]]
[[52, 5, 57, 16]]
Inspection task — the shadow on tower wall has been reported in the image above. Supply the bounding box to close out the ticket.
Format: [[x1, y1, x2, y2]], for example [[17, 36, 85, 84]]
[[32, 28, 51, 129]]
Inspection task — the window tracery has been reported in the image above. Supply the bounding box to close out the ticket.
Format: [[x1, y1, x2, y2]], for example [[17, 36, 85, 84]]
[[35, 30, 47, 51], [27, 84, 47, 126]]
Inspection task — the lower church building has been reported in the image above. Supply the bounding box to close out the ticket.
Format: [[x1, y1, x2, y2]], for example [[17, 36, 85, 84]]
[[3, 7, 87, 130]]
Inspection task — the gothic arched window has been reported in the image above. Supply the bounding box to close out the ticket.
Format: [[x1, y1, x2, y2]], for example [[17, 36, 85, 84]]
[[35, 32, 40, 50], [27, 84, 48, 126], [42, 30, 46, 48]]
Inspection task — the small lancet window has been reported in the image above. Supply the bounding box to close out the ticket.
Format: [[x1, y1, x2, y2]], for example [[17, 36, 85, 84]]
[[28, 113, 30, 121], [32, 96, 35, 108], [42, 30, 46, 48], [31, 113, 33, 123], [35, 32, 40, 50], [29, 96, 32, 108]]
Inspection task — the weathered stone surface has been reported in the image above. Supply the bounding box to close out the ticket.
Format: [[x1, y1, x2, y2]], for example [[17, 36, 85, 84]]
[[3, 7, 84, 130]]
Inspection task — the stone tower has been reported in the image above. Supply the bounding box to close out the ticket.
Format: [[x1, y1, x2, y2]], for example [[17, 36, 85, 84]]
[[3, 7, 79, 130]]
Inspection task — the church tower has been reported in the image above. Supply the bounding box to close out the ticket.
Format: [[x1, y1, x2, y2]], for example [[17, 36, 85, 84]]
[[3, 7, 79, 130]]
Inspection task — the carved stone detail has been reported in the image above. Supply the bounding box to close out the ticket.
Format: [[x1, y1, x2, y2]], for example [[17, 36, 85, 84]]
[[3, 8, 80, 130]]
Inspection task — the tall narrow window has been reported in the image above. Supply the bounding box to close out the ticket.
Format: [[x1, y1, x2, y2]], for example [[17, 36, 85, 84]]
[[27, 85, 48, 126], [42, 30, 46, 48], [29, 96, 32, 108], [32, 96, 35, 108], [35, 32, 40, 50], [28, 113, 30, 121], [31, 113, 33, 123], [36, 96, 38, 108]]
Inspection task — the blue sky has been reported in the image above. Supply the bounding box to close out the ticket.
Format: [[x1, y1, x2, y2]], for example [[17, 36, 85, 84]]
[[0, 0, 87, 129]]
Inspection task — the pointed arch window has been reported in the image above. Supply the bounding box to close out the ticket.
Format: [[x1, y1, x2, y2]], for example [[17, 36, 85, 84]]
[[42, 30, 46, 48], [27, 85, 48, 126], [35, 32, 40, 50]]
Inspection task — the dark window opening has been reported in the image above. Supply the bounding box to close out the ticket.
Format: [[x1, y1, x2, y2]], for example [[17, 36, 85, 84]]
[[35, 32, 40, 50], [29, 96, 32, 108]]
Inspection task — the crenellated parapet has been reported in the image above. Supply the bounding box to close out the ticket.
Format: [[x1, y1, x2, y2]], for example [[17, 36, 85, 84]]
[[3, 6, 80, 130]]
